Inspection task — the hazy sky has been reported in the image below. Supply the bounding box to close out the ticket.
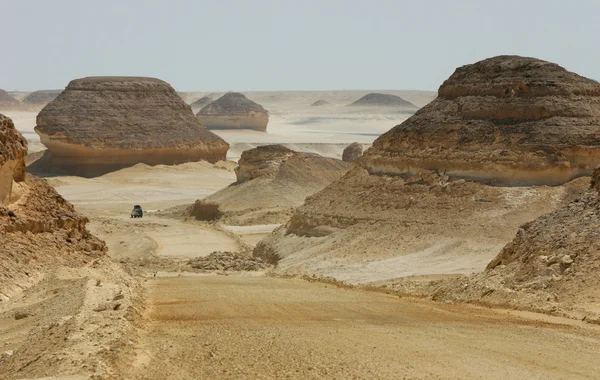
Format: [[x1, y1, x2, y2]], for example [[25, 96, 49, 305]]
[[2, 0, 599, 92]]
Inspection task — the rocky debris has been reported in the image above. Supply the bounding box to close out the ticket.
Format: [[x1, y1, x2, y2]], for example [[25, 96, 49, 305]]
[[363, 56, 600, 186], [21, 90, 61, 107], [34, 77, 228, 176], [0, 90, 21, 109], [348, 93, 416, 108], [1, 114, 106, 298], [188, 251, 270, 271], [189, 145, 350, 225], [310, 100, 329, 106], [196, 92, 269, 132], [342, 142, 363, 163], [189, 96, 213, 110]]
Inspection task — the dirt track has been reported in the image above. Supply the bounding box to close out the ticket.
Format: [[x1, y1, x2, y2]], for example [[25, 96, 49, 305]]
[[120, 274, 600, 380]]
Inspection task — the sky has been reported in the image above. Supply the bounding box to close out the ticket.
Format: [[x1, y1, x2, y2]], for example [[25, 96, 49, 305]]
[[1, 0, 599, 92]]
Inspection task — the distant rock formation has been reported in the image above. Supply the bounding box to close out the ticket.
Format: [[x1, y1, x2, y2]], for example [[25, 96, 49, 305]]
[[189, 145, 350, 225], [1, 114, 105, 298], [0, 90, 21, 109], [190, 96, 213, 110], [34, 77, 229, 176], [254, 55, 596, 282], [363, 56, 600, 185], [342, 142, 362, 163], [196, 92, 269, 132], [348, 93, 416, 108], [21, 90, 62, 107], [310, 100, 329, 106]]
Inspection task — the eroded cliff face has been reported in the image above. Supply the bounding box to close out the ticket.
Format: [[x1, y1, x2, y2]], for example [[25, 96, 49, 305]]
[[190, 145, 350, 225], [1, 114, 105, 299], [361, 56, 600, 186], [196, 92, 269, 132], [34, 77, 229, 176]]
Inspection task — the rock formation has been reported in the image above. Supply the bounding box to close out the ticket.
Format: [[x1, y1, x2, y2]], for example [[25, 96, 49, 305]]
[[21, 90, 62, 107], [189, 145, 350, 225], [190, 96, 213, 110], [0, 90, 21, 109], [196, 92, 269, 132], [1, 114, 105, 298], [310, 100, 329, 106], [363, 56, 600, 186], [34, 77, 229, 176], [348, 93, 416, 108], [254, 56, 594, 281], [342, 142, 363, 163]]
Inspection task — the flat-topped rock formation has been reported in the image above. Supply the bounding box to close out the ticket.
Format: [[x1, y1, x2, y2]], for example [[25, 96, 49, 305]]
[[363, 56, 600, 186], [196, 92, 269, 132], [254, 55, 595, 282], [189, 145, 350, 225], [190, 96, 213, 110], [310, 99, 329, 106], [21, 90, 62, 107], [0, 90, 21, 109], [348, 93, 416, 108], [1, 114, 105, 298], [342, 142, 363, 163], [34, 77, 229, 176]]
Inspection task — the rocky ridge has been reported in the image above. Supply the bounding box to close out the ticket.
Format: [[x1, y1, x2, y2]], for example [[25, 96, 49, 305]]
[[34, 77, 228, 176], [0, 90, 21, 109], [348, 93, 416, 108], [196, 92, 269, 132], [21, 90, 62, 107]]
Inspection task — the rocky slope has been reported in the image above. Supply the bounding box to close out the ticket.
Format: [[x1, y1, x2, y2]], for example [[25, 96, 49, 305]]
[[189, 96, 213, 111], [0, 114, 105, 299], [196, 92, 269, 132], [363, 56, 600, 186], [34, 77, 228, 176], [342, 142, 363, 163], [21, 90, 62, 107], [189, 145, 350, 225], [0, 90, 21, 110], [254, 56, 596, 282], [348, 93, 416, 108]]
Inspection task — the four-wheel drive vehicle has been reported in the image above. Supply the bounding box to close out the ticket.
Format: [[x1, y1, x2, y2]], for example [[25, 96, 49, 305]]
[[131, 205, 143, 218]]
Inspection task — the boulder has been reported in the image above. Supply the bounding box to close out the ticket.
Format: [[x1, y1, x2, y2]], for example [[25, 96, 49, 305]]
[[189, 145, 350, 225], [34, 77, 228, 176], [363, 56, 600, 186], [196, 92, 269, 132], [342, 142, 363, 163], [348, 93, 416, 108]]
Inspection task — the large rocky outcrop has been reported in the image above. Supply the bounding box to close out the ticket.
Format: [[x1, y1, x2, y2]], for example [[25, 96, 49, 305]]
[[0, 90, 21, 109], [254, 56, 594, 282], [21, 90, 62, 107], [189, 145, 350, 225], [0, 114, 105, 299], [342, 142, 363, 163], [190, 96, 213, 110], [34, 77, 229, 176], [348, 93, 416, 108], [196, 92, 269, 132], [362, 56, 600, 186]]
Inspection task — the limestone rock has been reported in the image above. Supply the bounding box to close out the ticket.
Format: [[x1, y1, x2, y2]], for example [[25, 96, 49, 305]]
[[1, 114, 105, 297], [342, 142, 363, 163], [348, 93, 416, 108], [363, 56, 600, 186], [0, 90, 21, 109], [21, 90, 62, 107], [189, 145, 350, 225], [310, 100, 329, 106], [196, 92, 269, 132], [34, 77, 228, 176]]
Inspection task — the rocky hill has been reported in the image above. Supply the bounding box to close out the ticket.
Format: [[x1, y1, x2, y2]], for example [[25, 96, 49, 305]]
[[21, 90, 62, 107], [1, 114, 105, 298], [342, 142, 363, 163], [189, 145, 350, 225], [254, 56, 595, 282], [310, 100, 329, 106], [189, 96, 213, 110], [196, 92, 269, 132], [34, 77, 228, 176], [0, 90, 21, 109], [348, 93, 416, 108]]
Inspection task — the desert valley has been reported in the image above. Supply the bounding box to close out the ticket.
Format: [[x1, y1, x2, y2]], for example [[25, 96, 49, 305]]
[[3, 54, 600, 380]]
